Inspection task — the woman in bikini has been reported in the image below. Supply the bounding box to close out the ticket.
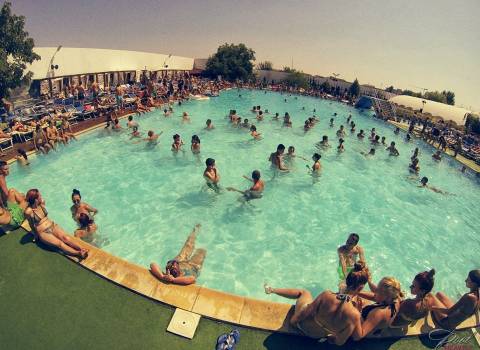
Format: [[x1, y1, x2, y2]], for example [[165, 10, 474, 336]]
[[264, 262, 369, 345], [33, 124, 52, 154], [354, 276, 403, 340], [390, 269, 435, 328], [70, 189, 98, 225], [430, 269, 480, 330], [24, 189, 88, 259]]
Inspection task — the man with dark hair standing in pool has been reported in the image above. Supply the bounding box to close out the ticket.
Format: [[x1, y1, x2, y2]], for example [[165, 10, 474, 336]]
[[269, 144, 288, 171], [203, 158, 220, 192], [337, 233, 366, 282]]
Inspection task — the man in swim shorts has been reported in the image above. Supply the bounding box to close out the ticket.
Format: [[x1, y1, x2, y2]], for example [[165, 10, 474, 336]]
[[0, 161, 26, 228], [149, 224, 206, 285], [337, 233, 365, 281]]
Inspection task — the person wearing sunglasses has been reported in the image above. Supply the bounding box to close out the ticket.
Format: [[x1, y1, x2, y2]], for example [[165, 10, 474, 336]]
[[150, 224, 206, 285]]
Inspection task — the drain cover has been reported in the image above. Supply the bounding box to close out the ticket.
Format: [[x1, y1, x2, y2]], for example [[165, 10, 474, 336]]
[[167, 308, 201, 339]]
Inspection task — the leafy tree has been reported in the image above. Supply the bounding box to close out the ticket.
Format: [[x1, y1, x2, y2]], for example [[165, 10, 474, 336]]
[[348, 78, 360, 97], [465, 114, 480, 135], [203, 43, 255, 81], [257, 61, 273, 70], [282, 67, 296, 73], [401, 90, 423, 98], [319, 80, 331, 93], [385, 85, 395, 92], [282, 71, 309, 89], [442, 90, 455, 105], [424, 91, 447, 104], [0, 1, 40, 101]]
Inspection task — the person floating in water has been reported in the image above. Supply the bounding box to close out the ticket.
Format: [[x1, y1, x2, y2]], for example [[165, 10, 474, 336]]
[[203, 158, 220, 192], [226, 170, 264, 201], [250, 125, 262, 139], [418, 177, 448, 194], [150, 224, 206, 285], [360, 148, 375, 157], [205, 119, 215, 130], [337, 233, 366, 284], [144, 130, 162, 145], [432, 150, 442, 161], [269, 144, 289, 171], [386, 141, 399, 156]]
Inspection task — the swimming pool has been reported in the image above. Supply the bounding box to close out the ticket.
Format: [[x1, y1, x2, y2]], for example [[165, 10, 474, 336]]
[[9, 89, 480, 302]]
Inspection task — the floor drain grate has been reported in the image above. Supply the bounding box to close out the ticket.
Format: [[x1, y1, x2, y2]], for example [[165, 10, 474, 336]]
[[167, 308, 201, 339]]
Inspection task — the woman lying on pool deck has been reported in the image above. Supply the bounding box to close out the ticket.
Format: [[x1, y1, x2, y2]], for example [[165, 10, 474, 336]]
[[150, 224, 206, 286]]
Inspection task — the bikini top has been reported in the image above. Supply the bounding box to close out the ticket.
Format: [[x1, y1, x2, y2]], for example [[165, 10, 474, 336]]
[[32, 205, 48, 225], [361, 302, 397, 321]]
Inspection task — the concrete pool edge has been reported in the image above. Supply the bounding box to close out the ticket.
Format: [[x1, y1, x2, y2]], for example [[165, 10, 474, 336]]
[[18, 222, 480, 340]]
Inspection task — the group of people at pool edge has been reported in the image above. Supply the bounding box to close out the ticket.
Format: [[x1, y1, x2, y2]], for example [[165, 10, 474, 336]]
[[1, 90, 477, 345]]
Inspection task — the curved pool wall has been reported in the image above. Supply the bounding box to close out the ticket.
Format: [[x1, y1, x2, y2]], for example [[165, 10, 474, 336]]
[[9, 89, 480, 304]]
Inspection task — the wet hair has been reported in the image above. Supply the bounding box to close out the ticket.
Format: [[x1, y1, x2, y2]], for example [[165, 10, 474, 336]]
[[244, 119, 248, 123], [322, 135, 328, 141], [391, 141, 396, 146], [164, 109, 168, 113], [205, 158, 215, 167], [166, 260, 181, 278], [375, 135, 380, 141], [345, 261, 369, 291], [313, 153, 321, 161], [148, 130, 154, 137], [78, 212, 93, 228], [133, 126, 138, 132], [468, 270, 480, 287], [250, 125, 257, 131], [206, 119, 211, 124], [378, 277, 404, 301], [288, 146, 295, 152], [128, 115, 133, 121], [26, 189, 40, 206], [173, 134, 180, 140], [421, 176, 428, 184], [348, 233, 360, 243], [192, 135, 200, 143], [252, 170, 261, 180], [17, 149, 28, 160], [414, 269, 435, 295], [370, 148, 376, 154], [277, 144, 285, 151], [71, 189, 81, 200], [258, 111, 263, 115]]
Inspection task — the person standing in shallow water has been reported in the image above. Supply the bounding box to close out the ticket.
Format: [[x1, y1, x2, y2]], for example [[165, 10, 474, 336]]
[[203, 158, 220, 192], [269, 144, 289, 171], [337, 233, 366, 283]]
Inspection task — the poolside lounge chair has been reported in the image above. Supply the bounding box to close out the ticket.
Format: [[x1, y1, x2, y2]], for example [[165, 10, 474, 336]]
[[0, 136, 13, 153]]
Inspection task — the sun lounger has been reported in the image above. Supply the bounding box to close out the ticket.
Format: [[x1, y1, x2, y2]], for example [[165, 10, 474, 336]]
[[0, 136, 13, 153]]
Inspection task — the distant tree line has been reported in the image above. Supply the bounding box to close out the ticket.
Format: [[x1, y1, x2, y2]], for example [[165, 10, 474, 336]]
[[386, 86, 455, 106]]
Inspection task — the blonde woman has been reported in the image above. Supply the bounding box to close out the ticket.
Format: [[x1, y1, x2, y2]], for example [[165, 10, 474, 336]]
[[354, 276, 403, 339]]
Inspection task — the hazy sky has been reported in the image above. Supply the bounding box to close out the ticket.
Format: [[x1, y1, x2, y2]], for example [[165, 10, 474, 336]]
[[12, 0, 480, 110]]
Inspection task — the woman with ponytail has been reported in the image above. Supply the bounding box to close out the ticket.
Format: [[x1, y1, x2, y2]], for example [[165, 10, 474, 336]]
[[430, 269, 480, 330], [353, 276, 403, 339], [264, 261, 369, 345], [390, 269, 436, 328]]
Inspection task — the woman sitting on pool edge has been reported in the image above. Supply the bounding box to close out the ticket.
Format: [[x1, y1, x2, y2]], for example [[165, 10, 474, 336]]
[[429, 269, 480, 330], [150, 224, 206, 285], [264, 261, 369, 345], [25, 189, 88, 259]]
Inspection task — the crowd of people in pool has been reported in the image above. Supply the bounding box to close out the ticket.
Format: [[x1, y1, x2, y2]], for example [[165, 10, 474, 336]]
[[1, 88, 478, 346]]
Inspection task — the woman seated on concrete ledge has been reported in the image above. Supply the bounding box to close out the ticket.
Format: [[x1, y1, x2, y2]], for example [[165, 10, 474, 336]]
[[354, 276, 403, 339], [264, 261, 369, 346], [389, 269, 435, 328], [430, 269, 480, 330], [150, 224, 206, 286], [24, 189, 88, 260]]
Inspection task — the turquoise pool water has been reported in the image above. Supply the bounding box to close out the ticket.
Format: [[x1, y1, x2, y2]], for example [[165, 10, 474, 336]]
[[9, 89, 479, 302]]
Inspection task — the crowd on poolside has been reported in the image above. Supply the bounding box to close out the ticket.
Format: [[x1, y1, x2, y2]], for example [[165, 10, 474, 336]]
[[0, 74, 227, 163], [1, 80, 478, 345]]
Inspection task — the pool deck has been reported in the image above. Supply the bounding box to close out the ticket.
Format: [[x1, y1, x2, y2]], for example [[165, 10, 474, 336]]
[[388, 120, 480, 174], [2, 228, 479, 350]]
